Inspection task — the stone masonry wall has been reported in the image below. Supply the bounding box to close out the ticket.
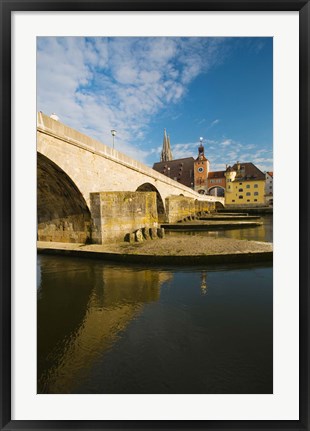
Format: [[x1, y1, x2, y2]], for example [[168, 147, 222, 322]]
[[90, 191, 158, 243], [165, 196, 216, 223]]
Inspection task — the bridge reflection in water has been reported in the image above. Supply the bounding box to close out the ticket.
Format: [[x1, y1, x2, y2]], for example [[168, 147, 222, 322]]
[[37, 258, 171, 393], [37, 255, 272, 394]]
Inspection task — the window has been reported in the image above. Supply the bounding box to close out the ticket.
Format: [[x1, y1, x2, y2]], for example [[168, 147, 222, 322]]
[[239, 188, 243, 192], [254, 192, 258, 196], [246, 184, 250, 189], [247, 199, 250, 202], [232, 200, 235, 202], [246, 192, 251, 196], [254, 184, 258, 188], [228, 185, 231, 189], [254, 199, 257, 202], [239, 195, 243, 199], [239, 182, 243, 185]]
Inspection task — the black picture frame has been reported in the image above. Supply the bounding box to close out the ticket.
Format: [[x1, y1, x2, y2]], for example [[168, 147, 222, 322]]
[[1, 1, 309, 430]]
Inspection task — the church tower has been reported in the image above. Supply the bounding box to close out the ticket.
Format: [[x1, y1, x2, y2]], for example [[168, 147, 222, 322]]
[[194, 138, 209, 194], [160, 129, 173, 162]]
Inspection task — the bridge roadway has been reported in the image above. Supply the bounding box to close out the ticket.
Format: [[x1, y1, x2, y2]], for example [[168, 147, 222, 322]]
[[37, 112, 224, 244]]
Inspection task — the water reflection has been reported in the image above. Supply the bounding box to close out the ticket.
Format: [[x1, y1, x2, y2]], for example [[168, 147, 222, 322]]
[[38, 255, 272, 394], [38, 257, 172, 393], [200, 272, 208, 295]]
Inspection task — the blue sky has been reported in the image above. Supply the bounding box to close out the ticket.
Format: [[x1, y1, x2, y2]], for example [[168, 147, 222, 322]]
[[37, 37, 273, 172]]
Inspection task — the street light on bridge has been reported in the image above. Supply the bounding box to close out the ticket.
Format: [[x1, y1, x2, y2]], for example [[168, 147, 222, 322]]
[[111, 129, 117, 149]]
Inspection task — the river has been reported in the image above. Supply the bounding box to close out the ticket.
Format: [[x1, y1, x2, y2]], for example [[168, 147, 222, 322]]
[[37, 215, 273, 394]]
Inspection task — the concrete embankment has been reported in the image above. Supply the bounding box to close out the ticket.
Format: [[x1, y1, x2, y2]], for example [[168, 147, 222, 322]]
[[198, 215, 262, 221], [161, 220, 262, 231], [37, 237, 273, 265], [217, 207, 273, 215]]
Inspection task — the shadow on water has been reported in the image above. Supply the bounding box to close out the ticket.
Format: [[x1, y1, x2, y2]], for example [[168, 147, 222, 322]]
[[38, 248, 273, 394]]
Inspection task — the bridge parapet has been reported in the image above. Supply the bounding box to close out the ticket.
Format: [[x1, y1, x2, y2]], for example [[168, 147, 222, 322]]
[[37, 112, 224, 205]]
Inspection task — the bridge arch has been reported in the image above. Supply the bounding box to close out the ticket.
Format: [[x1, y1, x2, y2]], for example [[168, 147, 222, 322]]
[[215, 201, 225, 209], [136, 183, 166, 223], [208, 185, 225, 197], [37, 153, 92, 243]]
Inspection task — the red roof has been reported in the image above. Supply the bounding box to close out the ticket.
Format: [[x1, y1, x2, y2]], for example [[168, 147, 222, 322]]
[[208, 171, 225, 179], [227, 162, 265, 181]]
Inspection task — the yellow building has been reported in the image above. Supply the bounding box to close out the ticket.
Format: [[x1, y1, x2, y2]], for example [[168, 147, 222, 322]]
[[225, 162, 266, 206]]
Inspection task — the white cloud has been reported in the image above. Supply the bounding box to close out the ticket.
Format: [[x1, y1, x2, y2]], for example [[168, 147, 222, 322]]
[[210, 119, 220, 127], [171, 142, 197, 159], [149, 131, 273, 173], [197, 118, 206, 125], [37, 37, 227, 163], [220, 139, 233, 147]]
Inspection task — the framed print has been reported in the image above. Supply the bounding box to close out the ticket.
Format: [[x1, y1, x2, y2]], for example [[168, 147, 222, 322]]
[[1, 0, 309, 430]]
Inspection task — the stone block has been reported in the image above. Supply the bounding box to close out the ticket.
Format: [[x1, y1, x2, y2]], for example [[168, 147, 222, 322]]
[[142, 227, 151, 240], [135, 229, 144, 242], [157, 227, 165, 238], [124, 232, 135, 243], [149, 227, 158, 239]]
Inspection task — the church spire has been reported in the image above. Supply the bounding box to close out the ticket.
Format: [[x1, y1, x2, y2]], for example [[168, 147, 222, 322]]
[[160, 129, 173, 162]]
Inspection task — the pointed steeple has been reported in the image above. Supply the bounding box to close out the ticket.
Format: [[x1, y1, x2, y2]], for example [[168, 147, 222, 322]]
[[160, 129, 173, 161]]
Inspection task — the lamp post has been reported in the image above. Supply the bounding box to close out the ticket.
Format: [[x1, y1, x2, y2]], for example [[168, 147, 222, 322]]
[[111, 129, 116, 149]]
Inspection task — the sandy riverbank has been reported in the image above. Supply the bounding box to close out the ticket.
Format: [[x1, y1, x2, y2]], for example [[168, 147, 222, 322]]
[[37, 236, 273, 265]]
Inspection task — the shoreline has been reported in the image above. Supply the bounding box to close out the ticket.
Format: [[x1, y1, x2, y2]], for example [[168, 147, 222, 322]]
[[37, 236, 273, 265]]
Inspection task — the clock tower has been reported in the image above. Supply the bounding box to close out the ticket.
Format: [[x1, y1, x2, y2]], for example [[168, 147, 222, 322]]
[[194, 138, 209, 194]]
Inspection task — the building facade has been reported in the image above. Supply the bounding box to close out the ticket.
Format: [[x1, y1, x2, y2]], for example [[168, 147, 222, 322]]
[[153, 132, 268, 208], [207, 171, 226, 197], [225, 162, 266, 206], [152, 157, 195, 188], [265, 171, 273, 206]]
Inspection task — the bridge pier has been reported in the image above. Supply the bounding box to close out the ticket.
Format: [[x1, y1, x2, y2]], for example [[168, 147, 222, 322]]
[[90, 191, 158, 244], [165, 196, 216, 224]]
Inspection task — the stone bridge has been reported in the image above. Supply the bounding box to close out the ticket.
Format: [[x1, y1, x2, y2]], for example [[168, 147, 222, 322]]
[[37, 112, 224, 244]]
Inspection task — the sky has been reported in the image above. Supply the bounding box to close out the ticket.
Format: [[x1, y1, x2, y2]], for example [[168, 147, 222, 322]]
[[37, 37, 273, 172]]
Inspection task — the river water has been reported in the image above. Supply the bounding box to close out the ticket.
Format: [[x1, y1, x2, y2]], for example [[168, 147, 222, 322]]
[[37, 216, 273, 394]]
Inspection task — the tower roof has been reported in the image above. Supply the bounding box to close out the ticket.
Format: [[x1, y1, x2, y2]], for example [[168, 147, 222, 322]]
[[196, 143, 208, 161], [160, 129, 173, 162]]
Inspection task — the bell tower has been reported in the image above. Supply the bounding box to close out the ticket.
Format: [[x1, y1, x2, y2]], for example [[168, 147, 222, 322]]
[[194, 137, 209, 194]]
